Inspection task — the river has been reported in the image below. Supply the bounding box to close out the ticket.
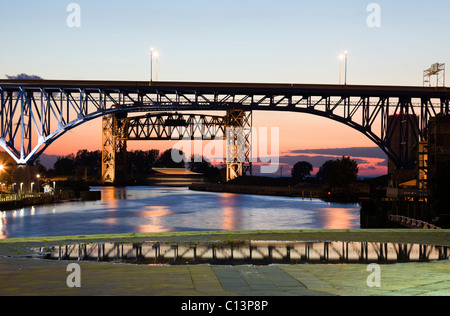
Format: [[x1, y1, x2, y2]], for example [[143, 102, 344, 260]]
[[0, 186, 361, 239]]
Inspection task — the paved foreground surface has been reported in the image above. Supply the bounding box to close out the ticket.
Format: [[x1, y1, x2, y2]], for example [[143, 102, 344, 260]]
[[1, 230, 449, 296], [0, 256, 449, 296]]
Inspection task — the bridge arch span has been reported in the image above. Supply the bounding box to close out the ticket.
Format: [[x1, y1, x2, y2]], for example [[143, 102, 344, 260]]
[[1, 80, 449, 169]]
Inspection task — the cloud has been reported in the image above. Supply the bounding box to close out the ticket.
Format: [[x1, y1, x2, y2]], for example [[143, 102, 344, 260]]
[[278, 154, 335, 169], [290, 147, 387, 160], [376, 158, 388, 167], [5, 74, 43, 80], [254, 147, 388, 177]]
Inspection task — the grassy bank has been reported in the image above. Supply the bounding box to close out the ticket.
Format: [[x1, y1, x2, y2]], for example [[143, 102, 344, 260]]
[[1, 229, 449, 247]]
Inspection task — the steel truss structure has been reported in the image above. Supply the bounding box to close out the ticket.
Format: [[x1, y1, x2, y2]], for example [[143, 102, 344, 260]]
[[1, 80, 449, 173], [424, 63, 445, 88], [101, 111, 252, 183]]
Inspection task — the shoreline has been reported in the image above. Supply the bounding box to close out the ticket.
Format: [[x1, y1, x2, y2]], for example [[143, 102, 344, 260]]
[[189, 183, 324, 199], [0, 190, 101, 212], [1, 229, 449, 247], [189, 183, 366, 203], [0, 194, 54, 212]]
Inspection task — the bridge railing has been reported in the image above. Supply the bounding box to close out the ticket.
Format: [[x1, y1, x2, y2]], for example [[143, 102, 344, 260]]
[[389, 215, 441, 230]]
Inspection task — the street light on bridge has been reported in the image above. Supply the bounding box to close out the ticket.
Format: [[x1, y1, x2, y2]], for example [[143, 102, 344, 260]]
[[150, 48, 160, 83], [154, 51, 160, 81], [339, 51, 348, 85]]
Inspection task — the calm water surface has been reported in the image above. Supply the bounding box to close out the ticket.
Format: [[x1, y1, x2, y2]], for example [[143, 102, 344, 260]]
[[0, 186, 361, 239]]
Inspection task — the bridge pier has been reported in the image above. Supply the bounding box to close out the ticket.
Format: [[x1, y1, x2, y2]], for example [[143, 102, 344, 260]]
[[101, 113, 128, 184], [225, 110, 252, 182]]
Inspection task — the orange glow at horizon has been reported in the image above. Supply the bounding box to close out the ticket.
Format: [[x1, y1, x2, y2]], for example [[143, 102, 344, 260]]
[[39, 111, 387, 176], [280, 152, 387, 177], [44, 112, 380, 153]]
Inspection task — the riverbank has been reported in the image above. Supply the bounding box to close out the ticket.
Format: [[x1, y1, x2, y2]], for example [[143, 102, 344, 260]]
[[190, 183, 323, 199], [0, 190, 101, 212], [0, 194, 54, 211], [1, 229, 449, 249]]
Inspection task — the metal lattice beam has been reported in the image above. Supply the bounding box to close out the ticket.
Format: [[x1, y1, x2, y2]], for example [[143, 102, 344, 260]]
[[101, 112, 253, 183]]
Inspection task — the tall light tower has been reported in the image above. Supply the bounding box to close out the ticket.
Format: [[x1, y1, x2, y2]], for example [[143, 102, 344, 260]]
[[423, 63, 446, 87]]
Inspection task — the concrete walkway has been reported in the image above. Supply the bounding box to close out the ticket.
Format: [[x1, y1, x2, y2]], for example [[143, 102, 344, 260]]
[[0, 257, 449, 296]]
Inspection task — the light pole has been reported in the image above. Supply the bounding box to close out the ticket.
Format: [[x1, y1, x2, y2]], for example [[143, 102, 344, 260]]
[[339, 51, 349, 85], [36, 174, 41, 193], [150, 48, 154, 83], [344, 51, 348, 85], [154, 51, 159, 81], [150, 48, 160, 83], [0, 165, 3, 195]]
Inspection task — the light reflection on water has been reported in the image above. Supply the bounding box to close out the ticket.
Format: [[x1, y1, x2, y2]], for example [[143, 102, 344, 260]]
[[0, 186, 361, 239]]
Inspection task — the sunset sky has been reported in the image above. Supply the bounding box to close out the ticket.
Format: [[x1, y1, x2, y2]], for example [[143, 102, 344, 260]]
[[1, 0, 450, 176]]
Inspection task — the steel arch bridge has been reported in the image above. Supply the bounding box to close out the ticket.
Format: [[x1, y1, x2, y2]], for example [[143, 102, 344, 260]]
[[1, 79, 449, 172]]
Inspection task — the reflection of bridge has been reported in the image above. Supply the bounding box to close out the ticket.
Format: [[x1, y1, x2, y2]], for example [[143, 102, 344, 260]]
[[1, 80, 449, 182], [42, 240, 450, 265]]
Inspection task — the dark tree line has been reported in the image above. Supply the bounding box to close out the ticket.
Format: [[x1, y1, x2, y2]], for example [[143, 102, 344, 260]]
[[41, 150, 102, 178], [37, 149, 359, 187], [292, 156, 359, 187], [188, 155, 221, 181], [38, 149, 221, 181]]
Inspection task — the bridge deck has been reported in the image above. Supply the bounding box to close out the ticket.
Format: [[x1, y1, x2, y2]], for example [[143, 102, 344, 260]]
[[1, 79, 449, 97]]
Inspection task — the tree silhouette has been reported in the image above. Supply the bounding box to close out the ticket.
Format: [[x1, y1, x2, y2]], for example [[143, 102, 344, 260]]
[[52, 155, 76, 176], [188, 155, 221, 180], [291, 161, 313, 181], [127, 149, 159, 176], [317, 157, 359, 187], [317, 160, 335, 182], [155, 149, 186, 168], [328, 156, 359, 187], [75, 150, 101, 177]]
